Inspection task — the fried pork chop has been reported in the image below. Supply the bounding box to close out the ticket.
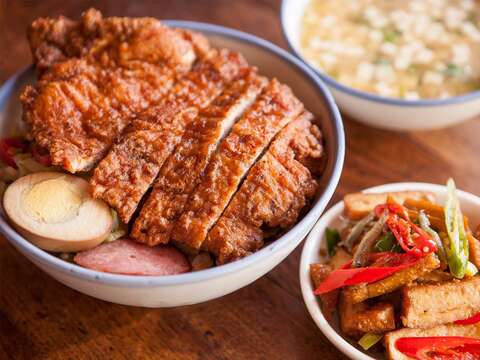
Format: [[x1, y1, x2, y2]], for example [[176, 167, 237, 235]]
[[91, 49, 250, 223], [172, 79, 304, 250], [203, 113, 323, 264], [131, 71, 267, 244], [27, 8, 209, 74], [21, 9, 209, 173], [21, 10, 328, 265]]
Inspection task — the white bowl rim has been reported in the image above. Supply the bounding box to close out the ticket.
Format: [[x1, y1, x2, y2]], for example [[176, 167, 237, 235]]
[[299, 181, 480, 360], [0, 21, 345, 288], [280, 0, 480, 108]]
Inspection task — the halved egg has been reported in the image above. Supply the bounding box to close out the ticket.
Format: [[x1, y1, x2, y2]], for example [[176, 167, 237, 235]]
[[3, 172, 113, 252]]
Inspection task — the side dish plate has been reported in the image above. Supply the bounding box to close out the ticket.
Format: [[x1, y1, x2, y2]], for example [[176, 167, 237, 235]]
[[300, 182, 480, 359]]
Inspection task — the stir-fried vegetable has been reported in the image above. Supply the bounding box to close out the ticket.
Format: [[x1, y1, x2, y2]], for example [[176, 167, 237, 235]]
[[340, 212, 375, 252], [374, 232, 402, 253], [352, 213, 387, 268], [444, 178, 469, 278], [418, 210, 447, 265], [325, 228, 341, 257], [395, 336, 480, 359], [375, 203, 437, 257], [315, 252, 419, 294], [358, 333, 383, 351]]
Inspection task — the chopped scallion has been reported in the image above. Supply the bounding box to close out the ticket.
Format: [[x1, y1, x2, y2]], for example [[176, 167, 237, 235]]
[[358, 333, 383, 351]]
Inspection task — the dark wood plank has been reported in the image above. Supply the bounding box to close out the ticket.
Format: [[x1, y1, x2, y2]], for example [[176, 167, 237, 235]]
[[1, 1, 480, 359]]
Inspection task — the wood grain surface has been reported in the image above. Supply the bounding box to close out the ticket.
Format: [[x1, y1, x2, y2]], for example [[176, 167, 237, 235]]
[[1, 1, 480, 359]]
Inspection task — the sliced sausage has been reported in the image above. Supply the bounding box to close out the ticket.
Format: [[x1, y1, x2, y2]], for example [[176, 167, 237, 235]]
[[74, 239, 190, 275]]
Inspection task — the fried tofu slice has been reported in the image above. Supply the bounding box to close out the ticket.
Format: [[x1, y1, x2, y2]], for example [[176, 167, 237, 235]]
[[329, 248, 352, 270], [311, 263, 338, 320], [311, 250, 352, 321], [344, 191, 435, 220], [339, 291, 396, 338], [384, 322, 480, 360], [344, 253, 440, 304], [401, 275, 480, 329], [172, 79, 304, 250]]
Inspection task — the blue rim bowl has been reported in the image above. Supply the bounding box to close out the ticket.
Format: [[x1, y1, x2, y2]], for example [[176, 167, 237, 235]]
[[280, 0, 480, 108]]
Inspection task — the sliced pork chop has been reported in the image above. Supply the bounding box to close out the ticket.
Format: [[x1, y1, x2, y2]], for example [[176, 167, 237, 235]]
[[90, 49, 250, 223], [172, 79, 304, 250], [203, 113, 323, 264], [131, 71, 268, 245], [21, 60, 179, 172]]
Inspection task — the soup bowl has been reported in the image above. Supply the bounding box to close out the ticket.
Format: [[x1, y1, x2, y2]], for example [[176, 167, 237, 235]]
[[281, 0, 480, 131], [0, 21, 344, 307]]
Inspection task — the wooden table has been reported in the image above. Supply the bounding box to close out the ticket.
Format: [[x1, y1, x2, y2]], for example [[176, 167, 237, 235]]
[[1, 1, 479, 359]]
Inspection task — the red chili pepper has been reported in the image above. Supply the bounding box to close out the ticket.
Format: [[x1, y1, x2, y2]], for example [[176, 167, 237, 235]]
[[374, 204, 437, 257], [395, 336, 480, 359], [455, 313, 480, 325], [375, 203, 409, 219], [314, 252, 418, 294]]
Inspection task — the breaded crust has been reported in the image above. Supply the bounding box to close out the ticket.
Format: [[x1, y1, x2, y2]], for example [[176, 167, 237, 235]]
[[203, 113, 323, 264], [90, 106, 198, 223], [21, 60, 178, 172], [172, 79, 304, 249], [401, 275, 480, 329], [344, 253, 440, 304], [131, 71, 267, 244], [27, 8, 206, 74]]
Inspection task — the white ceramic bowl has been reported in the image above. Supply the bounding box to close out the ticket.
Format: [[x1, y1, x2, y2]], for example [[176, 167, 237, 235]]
[[280, 0, 480, 131], [0, 21, 345, 307], [300, 182, 480, 359]]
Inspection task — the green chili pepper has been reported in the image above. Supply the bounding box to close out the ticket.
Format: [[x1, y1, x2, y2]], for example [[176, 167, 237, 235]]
[[444, 178, 469, 278], [325, 228, 341, 257]]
